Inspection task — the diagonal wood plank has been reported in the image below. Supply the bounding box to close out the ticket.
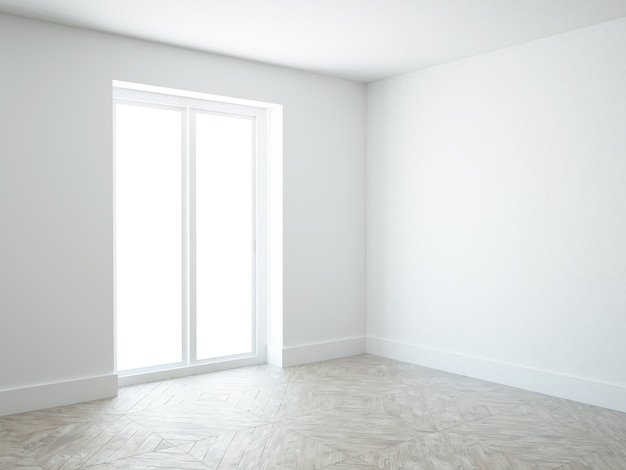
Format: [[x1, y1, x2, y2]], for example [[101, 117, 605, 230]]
[[560, 439, 626, 470], [185, 423, 349, 469], [347, 390, 493, 432], [281, 406, 432, 456], [442, 413, 609, 468], [0, 402, 119, 438], [85, 444, 213, 469], [14, 414, 176, 469], [217, 382, 364, 420], [323, 457, 382, 469], [0, 425, 44, 470], [508, 397, 626, 442], [361, 432, 518, 469], [127, 398, 269, 442], [101, 380, 213, 414]]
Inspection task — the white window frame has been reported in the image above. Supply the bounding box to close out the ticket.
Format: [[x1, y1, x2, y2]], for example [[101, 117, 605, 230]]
[[113, 84, 268, 386]]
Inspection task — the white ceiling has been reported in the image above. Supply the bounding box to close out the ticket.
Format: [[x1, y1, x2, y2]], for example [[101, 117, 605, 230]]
[[1, 0, 626, 82]]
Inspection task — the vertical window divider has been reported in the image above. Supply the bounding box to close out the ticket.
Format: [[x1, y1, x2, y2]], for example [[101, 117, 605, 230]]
[[250, 117, 258, 356], [254, 111, 268, 358], [181, 107, 191, 365], [188, 109, 198, 363]]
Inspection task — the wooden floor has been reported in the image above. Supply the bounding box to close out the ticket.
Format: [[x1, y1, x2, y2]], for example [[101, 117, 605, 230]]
[[1, 355, 625, 469]]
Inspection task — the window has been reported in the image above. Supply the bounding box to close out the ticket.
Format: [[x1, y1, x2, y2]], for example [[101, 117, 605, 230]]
[[114, 83, 269, 381]]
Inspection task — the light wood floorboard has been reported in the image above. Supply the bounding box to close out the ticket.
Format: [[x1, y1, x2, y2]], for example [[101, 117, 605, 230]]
[[1, 354, 626, 469]]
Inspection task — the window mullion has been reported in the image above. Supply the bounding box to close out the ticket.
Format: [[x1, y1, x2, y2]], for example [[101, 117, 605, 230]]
[[188, 109, 198, 363], [181, 107, 191, 365], [251, 118, 258, 356]]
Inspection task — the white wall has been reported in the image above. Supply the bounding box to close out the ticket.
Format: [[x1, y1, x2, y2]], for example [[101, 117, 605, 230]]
[[0, 13, 366, 415], [367, 17, 626, 412]]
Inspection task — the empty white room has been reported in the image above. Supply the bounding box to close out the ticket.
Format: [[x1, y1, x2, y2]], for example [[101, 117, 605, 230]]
[[1, 1, 625, 468]]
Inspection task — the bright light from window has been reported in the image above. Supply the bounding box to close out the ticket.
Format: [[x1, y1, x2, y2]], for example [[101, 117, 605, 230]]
[[195, 113, 254, 360], [115, 103, 183, 371]]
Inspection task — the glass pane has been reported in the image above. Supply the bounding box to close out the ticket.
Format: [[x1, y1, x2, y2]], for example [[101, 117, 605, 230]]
[[195, 113, 254, 360], [115, 103, 182, 371]]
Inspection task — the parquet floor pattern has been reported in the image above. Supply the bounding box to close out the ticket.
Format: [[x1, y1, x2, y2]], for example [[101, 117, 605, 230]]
[[1, 354, 626, 469]]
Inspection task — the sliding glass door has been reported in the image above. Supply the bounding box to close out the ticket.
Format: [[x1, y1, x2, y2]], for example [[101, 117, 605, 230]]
[[115, 103, 183, 371], [114, 87, 266, 376], [194, 112, 255, 360]]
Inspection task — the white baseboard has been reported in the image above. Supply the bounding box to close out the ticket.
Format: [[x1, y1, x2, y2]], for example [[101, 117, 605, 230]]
[[367, 336, 626, 413], [0, 374, 118, 417], [281, 337, 366, 367], [9, 338, 620, 417]]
